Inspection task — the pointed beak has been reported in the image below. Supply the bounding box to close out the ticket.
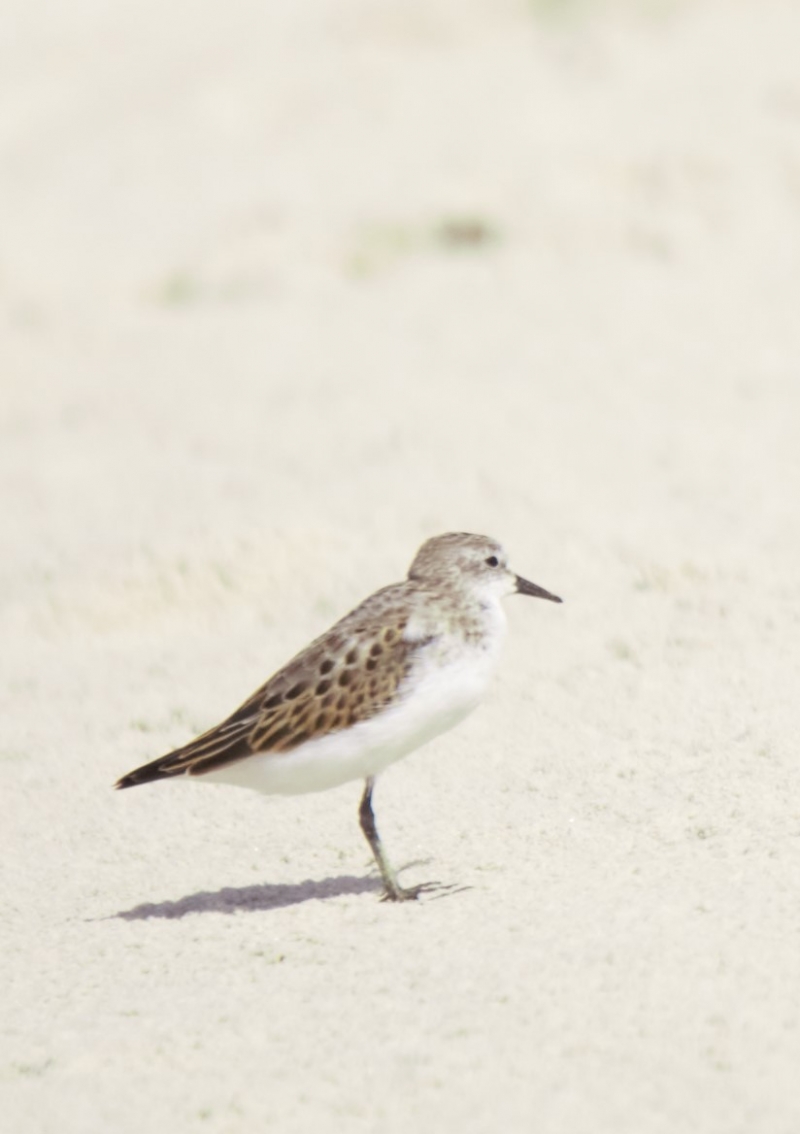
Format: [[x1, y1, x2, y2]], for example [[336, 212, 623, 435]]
[[515, 575, 563, 603]]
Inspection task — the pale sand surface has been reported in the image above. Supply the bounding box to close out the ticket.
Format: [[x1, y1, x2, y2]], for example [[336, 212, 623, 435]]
[[2, 0, 800, 1130]]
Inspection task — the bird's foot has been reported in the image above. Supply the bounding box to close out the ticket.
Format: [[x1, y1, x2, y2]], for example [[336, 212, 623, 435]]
[[379, 880, 455, 903]]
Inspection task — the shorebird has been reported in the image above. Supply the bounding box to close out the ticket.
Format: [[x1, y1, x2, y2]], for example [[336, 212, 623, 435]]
[[116, 533, 562, 900]]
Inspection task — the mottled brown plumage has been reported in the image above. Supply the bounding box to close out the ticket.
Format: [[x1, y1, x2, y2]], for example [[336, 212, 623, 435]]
[[115, 587, 416, 786]]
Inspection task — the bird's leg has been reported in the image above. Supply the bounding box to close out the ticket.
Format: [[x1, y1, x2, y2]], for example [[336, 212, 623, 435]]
[[358, 777, 429, 902]]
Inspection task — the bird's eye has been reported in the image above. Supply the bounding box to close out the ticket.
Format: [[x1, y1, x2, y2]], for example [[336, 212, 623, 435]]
[[486, 556, 499, 568]]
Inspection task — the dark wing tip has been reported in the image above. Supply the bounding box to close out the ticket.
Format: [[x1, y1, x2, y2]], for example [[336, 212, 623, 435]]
[[114, 772, 144, 790], [113, 716, 258, 790], [113, 760, 180, 790]]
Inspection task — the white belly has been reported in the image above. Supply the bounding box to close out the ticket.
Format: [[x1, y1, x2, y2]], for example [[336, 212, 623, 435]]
[[200, 643, 500, 796]]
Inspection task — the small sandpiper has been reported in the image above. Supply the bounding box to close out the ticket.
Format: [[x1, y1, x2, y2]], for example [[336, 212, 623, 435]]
[[116, 532, 562, 901]]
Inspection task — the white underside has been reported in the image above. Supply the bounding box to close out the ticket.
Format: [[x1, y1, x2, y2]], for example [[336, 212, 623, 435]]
[[200, 629, 504, 796]]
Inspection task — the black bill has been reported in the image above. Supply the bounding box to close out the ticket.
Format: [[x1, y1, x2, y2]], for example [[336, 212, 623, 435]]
[[515, 575, 563, 603]]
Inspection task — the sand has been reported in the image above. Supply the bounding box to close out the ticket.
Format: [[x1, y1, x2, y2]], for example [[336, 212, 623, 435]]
[[2, 0, 800, 1130]]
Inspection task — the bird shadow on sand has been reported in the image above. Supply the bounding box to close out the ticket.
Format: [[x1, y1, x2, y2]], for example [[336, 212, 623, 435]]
[[104, 859, 468, 922], [110, 873, 383, 921]]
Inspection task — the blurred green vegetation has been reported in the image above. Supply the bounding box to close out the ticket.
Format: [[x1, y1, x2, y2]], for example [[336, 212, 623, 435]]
[[529, 0, 678, 18]]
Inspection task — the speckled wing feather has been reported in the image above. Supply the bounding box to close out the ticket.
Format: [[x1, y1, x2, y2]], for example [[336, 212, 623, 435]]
[[115, 585, 421, 788]]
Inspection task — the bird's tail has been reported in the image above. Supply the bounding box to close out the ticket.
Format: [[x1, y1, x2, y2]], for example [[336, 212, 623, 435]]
[[114, 714, 257, 789], [114, 754, 188, 790]]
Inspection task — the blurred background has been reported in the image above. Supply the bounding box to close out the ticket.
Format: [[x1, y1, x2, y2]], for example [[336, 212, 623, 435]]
[[3, 1, 800, 1131], [4, 0, 798, 612]]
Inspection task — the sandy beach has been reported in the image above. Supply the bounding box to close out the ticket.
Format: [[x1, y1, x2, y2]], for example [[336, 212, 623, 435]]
[[3, 0, 800, 1130]]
